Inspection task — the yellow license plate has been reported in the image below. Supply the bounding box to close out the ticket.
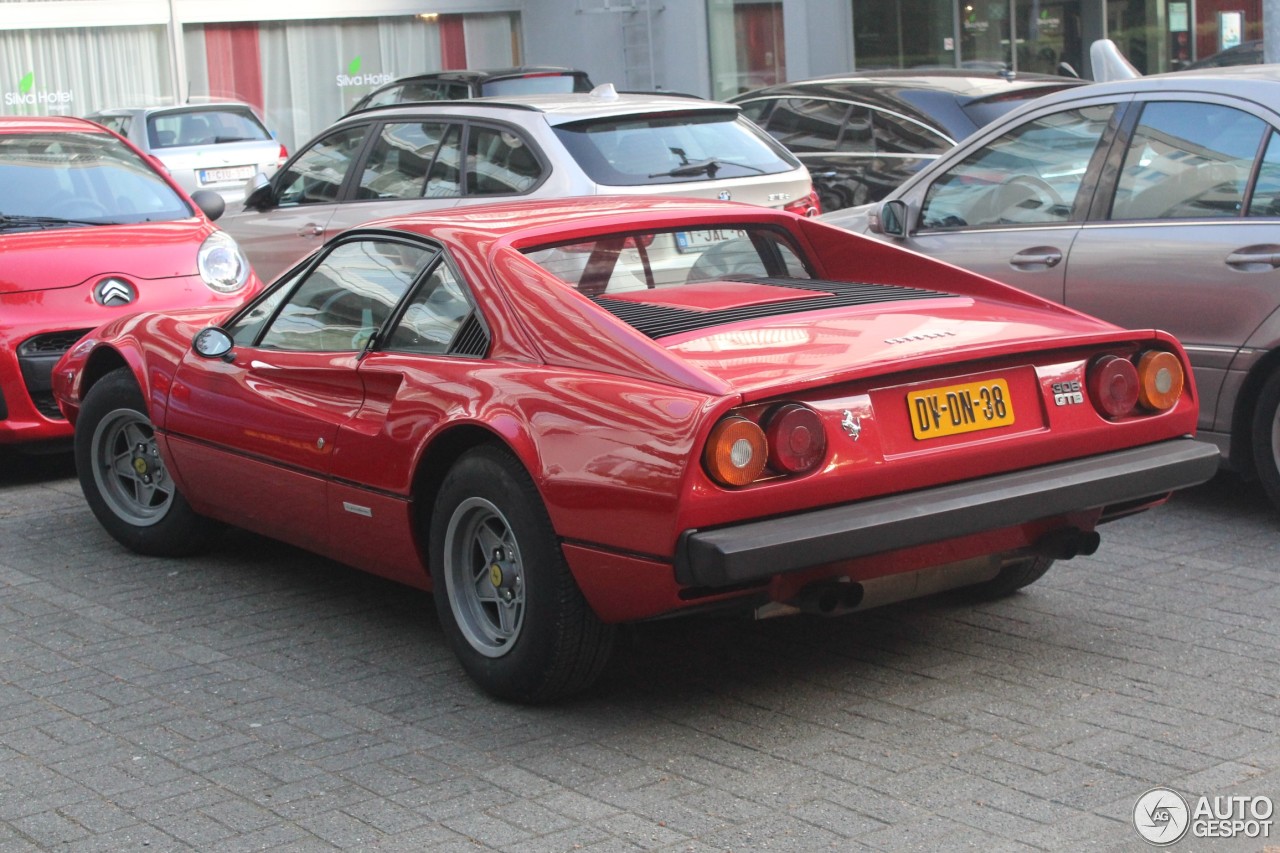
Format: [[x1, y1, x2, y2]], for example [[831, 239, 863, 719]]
[[908, 378, 1015, 439]]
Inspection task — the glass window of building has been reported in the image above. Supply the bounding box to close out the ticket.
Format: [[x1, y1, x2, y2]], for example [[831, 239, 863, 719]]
[[707, 0, 786, 101]]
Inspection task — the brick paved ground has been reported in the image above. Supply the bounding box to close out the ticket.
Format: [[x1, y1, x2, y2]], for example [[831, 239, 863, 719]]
[[2, 450, 1278, 852]]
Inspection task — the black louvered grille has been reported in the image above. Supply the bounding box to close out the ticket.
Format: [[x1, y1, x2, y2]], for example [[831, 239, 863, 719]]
[[15, 330, 89, 422], [451, 314, 490, 357], [591, 277, 946, 339], [17, 329, 94, 356], [31, 392, 64, 420]]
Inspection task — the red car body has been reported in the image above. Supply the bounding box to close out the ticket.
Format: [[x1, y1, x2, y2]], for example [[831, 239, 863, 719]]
[[52, 197, 1218, 702], [0, 115, 261, 448]]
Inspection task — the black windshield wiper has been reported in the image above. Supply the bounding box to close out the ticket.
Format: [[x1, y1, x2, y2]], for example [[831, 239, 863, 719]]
[[0, 213, 106, 231], [649, 158, 722, 179]]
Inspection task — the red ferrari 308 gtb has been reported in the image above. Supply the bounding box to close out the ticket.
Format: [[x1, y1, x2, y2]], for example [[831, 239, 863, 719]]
[[52, 197, 1219, 702]]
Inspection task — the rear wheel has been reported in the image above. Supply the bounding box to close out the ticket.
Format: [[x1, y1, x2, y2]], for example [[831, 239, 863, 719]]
[[429, 445, 615, 703], [969, 556, 1055, 599], [1251, 369, 1280, 510], [75, 368, 218, 556]]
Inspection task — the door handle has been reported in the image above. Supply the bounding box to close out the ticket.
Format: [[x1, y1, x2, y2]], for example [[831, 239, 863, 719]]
[[297, 223, 325, 238], [1009, 247, 1063, 269], [1225, 245, 1280, 270]]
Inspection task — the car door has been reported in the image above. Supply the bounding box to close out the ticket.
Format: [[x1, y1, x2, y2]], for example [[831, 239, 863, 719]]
[[220, 124, 370, 282], [1063, 95, 1280, 436], [891, 99, 1121, 305], [163, 236, 431, 552]]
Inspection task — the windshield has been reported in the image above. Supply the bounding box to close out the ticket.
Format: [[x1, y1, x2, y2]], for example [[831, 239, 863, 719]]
[[522, 225, 811, 295], [0, 130, 192, 227], [553, 111, 800, 186]]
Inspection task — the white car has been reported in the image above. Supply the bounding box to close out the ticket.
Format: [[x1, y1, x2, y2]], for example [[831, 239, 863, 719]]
[[217, 86, 820, 282], [89, 102, 288, 206]]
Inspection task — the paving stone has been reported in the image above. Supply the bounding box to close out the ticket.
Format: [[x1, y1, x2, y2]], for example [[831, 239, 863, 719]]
[[3, 457, 1280, 851]]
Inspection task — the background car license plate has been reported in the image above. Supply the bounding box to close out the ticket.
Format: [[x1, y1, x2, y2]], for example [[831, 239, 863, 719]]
[[908, 378, 1014, 439], [198, 165, 254, 184]]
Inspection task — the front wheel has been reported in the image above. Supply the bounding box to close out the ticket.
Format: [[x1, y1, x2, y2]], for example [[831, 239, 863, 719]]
[[1251, 369, 1280, 510], [74, 368, 218, 556], [429, 445, 615, 703]]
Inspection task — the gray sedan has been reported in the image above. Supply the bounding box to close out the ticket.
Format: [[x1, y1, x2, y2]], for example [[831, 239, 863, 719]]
[[89, 102, 287, 205], [821, 66, 1280, 509]]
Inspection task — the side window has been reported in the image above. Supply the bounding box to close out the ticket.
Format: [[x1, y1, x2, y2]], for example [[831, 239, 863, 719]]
[[356, 122, 449, 200], [874, 111, 950, 156], [95, 115, 129, 136], [387, 263, 474, 354], [426, 124, 463, 198], [737, 99, 775, 125], [465, 125, 542, 195], [256, 239, 435, 352], [1248, 132, 1280, 217], [276, 126, 367, 206], [920, 104, 1113, 229], [1110, 101, 1264, 220], [765, 98, 852, 153]]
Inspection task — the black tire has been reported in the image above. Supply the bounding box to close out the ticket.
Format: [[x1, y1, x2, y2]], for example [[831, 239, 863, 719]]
[[968, 556, 1055, 600], [74, 367, 218, 556], [1251, 369, 1280, 510], [429, 445, 615, 703]]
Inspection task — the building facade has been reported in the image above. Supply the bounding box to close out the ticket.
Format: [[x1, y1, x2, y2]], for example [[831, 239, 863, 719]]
[[1, 0, 1267, 151]]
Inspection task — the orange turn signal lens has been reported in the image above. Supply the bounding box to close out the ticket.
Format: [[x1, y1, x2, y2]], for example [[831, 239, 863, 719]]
[[1136, 350, 1184, 412], [704, 416, 767, 487]]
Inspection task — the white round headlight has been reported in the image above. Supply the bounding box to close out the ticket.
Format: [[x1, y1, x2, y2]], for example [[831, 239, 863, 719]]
[[198, 230, 250, 293]]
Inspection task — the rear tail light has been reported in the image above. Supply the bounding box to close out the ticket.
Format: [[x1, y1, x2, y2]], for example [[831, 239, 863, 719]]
[[704, 403, 826, 487], [765, 403, 826, 474], [784, 190, 822, 218], [1087, 349, 1184, 419]]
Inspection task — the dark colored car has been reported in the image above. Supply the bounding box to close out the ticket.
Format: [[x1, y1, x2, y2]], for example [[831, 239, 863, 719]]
[[822, 65, 1280, 510], [1183, 40, 1262, 70], [347, 66, 594, 114], [730, 70, 1086, 212]]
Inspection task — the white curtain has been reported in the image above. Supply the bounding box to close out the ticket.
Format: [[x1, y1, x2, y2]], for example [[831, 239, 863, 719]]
[[463, 13, 520, 68], [255, 17, 443, 152], [1, 25, 173, 117]]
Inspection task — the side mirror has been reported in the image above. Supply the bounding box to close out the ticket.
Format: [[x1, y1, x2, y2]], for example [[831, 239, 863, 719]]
[[880, 199, 909, 238], [190, 189, 226, 222], [192, 327, 235, 362], [244, 173, 274, 210]]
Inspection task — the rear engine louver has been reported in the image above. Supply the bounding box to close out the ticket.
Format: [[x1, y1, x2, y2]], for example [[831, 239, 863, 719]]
[[592, 277, 946, 339]]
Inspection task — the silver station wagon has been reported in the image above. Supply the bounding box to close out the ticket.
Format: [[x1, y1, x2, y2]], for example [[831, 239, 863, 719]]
[[822, 66, 1280, 509], [216, 86, 819, 282]]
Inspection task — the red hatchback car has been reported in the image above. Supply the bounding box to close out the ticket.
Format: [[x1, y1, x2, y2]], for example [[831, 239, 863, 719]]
[[0, 115, 260, 450], [52, 197, 1218, 702]]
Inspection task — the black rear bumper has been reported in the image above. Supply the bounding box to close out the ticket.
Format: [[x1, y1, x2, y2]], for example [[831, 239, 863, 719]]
[[675, 438, 1220, 588]]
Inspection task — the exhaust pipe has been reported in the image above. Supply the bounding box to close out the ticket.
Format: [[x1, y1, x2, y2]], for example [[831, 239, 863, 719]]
[[1034, 528, 1101, 560], [792, 580, 864, 615]]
